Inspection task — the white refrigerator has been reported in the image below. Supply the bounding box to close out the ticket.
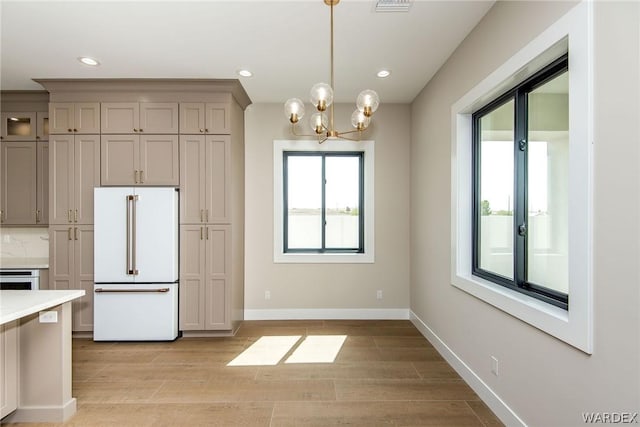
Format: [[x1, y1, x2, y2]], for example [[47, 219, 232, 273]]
[[93, 187, 179, 341]]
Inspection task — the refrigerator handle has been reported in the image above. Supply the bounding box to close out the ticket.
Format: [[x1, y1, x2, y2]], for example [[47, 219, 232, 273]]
[[126, 195, 140, 276], [131, 194, 139, 275]]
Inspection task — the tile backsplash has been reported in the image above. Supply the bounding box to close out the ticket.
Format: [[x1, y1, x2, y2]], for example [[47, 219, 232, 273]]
[[0, 227, 49, 259]]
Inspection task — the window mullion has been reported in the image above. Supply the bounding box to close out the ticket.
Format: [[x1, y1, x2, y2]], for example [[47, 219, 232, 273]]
[[514, 89, 528, 289], [283, 152, 289, 253]]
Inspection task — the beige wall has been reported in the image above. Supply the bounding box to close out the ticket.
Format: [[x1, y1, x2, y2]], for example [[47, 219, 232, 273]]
[[410, 1, 639, 426], [245, 103, 410, 314]]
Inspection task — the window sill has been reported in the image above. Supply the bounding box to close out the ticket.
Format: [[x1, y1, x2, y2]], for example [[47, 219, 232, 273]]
[[274, 251, 374, 264]]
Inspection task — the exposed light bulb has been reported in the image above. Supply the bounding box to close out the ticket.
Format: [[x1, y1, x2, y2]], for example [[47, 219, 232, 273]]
[[357, 89, 380, 117], [351, 109, 371, 131], [310, 83, 333, 112], [284, 98, 305, 124], [310, 112, 328, 134]]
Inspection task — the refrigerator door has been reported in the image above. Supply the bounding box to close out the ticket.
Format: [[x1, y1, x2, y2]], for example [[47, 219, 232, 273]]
[[93, 283, 178, 341], [94, 187, 131, 283], [134, 188, 178, 283]]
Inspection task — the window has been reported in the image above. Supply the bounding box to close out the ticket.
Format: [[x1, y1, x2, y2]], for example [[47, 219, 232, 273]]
[[273, 139, 374, 264], [472, 55, 569, 309], [451, 1, 592, 353], [284, 152, 364, 253]]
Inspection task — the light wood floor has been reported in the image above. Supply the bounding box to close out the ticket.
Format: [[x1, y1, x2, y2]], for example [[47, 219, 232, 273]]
[[8, 320, 503, 426]]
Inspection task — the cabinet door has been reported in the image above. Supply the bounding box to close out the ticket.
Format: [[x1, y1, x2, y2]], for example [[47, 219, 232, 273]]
[[37, 112, 49, 141], [75, 103, 101, 134], [205, 135, 231, 223], [101, 102, 139, 134], [101, 135, 138, 185], [179, 103, 205, 134], [49, 226, 74, 290], [50, 103, 75, 134], [139, 135, 179, 185], [205, 225, 231, 330], [1, 112, 37, 141], [1, 141, 37, 224], [179, 135, 206, 223], [140, 103, 178, 134], [49, 135, 75, 224], [179, 225, 206, 330], [73, 226, 95, 331], [36, 141, 49, 225], [205, 103, 230, 134], [75, 135, 100, 224], [0, 322, 18, 419]]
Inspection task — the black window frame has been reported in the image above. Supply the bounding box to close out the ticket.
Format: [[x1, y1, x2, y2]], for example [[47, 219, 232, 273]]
[[283, 151, 365, 254], [472, 54, 569, 310]]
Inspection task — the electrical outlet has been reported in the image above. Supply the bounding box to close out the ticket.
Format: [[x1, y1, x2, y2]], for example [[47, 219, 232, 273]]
[[491, 356, 499, 376], [265, 291, 271, 300], [39, 311, 58, 323], [376, 290, 383, 300]]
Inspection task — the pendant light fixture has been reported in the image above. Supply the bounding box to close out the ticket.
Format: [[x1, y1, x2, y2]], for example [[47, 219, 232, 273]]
[[284, 0, 380, 143]]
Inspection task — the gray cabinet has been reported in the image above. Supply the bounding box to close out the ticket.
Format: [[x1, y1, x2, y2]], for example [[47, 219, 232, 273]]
[[0, 321, 18, 419], [101, 134, 179, 186], [101, 102, 178, 134], [179, 103, 230, 135], [179, 224, 231, 330], [49, 103, 100, 134]]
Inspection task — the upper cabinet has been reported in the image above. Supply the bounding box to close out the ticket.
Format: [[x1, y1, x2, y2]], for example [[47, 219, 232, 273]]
[[101, 134, 179, 186], [50, 103, 100, 134], [101, 102, 178, 134], [37, 112, 49, 141], [179, 103, 230, 135]]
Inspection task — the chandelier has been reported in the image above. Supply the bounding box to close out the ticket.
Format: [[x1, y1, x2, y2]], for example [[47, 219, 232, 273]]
[[284, 0, 380, 143]]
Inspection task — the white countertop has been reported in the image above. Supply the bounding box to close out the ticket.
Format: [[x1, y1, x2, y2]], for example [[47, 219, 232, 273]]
[[0, 257, 49, 269], [0, 290, 84, 325]]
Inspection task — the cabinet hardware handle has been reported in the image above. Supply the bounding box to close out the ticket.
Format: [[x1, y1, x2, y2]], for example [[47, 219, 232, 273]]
[[134, 170, 139, 184], [140, 170, 144, 183], [73, 128, 78, 132], [139, 128, 143, 132], [74, 209, 78, 222], [67, 128, 72, 132], [36, 209, 40, 223], [205, 128, 209, 133], [68, 227, 72, 241], [74, 227, 78, 240], [200, 226, 203, 240], [133, 128, 138, 132], [206, 209, 209, 222], [206, 226, 209, 240], [199, 129, 204, 133], [68, 209, 72, 223], [36, 136, 40, 140], [0, 209, 3, 223], [200, 209, 204, 222]]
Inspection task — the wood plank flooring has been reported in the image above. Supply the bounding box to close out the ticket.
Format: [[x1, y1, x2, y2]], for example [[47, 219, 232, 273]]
[[6, 320, 503, 426]]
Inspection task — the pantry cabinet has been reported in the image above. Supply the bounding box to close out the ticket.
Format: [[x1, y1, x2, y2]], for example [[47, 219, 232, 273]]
[[49, 225, 95, 331], [49, 134, 100, 225], [179, 224, 231, 330], [101, 134, 179, 185], [49, 103, 100, 134], [179, 135, 230, 224], [179, 103, 230, 135], [101, 102, 178, 134]]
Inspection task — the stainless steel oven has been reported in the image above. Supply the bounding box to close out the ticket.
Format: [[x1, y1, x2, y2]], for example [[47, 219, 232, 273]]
[[0, 269, 40, 290]]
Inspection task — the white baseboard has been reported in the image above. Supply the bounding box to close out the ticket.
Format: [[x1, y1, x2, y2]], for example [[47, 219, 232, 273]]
[[3, 398, 77, 423], [410, 311, 526, 427], [244, 308, 410, 320]]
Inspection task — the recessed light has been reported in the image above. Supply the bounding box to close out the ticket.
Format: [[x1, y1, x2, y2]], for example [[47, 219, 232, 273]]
[[377, 70, 391, 78], [78, 57, 100, 66], [237, 69, 253, 78]]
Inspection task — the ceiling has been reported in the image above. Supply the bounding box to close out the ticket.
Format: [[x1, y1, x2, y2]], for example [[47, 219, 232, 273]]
[[0, 0, 494, 104]]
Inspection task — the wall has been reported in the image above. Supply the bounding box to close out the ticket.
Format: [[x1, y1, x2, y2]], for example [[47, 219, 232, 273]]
[[410, 1, 639, 426], [244, 103, 411, 317]]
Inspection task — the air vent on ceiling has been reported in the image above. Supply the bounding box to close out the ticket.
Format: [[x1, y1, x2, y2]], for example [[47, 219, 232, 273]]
[[375, 0, 412, 13]]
